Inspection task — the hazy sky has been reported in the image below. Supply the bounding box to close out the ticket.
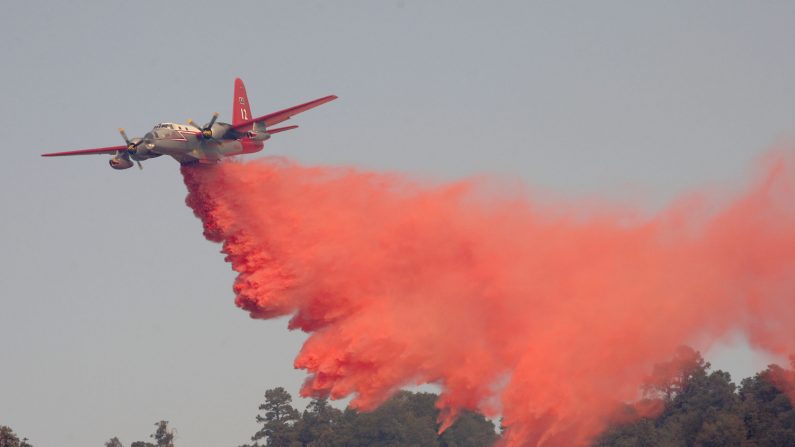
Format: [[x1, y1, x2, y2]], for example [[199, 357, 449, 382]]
[[1, 1, 794, 446]]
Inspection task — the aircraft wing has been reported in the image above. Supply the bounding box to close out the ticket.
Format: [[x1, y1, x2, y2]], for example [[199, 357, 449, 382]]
[[230, 95, 338, 131], [41, 145, 127, 157]]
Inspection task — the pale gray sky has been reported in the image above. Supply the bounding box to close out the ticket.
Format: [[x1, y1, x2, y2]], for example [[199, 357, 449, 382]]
[[1, 1, 794, 446]]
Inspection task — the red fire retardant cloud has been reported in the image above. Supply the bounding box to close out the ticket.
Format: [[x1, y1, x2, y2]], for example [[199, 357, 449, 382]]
[[182, 151, 795, 447]]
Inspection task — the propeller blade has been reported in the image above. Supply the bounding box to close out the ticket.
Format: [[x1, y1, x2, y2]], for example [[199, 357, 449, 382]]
[[190, 113, 221, 139], [119, 128, 145, 151], [205, 112, 219, 130], [135, 159, 143, 170], [119, 128, 131, 145]]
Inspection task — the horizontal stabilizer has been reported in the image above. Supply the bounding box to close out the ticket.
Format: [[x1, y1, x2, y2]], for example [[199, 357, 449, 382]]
[[231, 95, 337, 132], [267, 125, 299, 134]]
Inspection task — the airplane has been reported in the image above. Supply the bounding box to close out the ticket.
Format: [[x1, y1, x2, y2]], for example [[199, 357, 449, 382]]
[[42, 78, 337, 169]]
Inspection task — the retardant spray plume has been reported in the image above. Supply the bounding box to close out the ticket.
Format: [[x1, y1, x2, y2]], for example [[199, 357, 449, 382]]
[[182, 150, 795, 447]]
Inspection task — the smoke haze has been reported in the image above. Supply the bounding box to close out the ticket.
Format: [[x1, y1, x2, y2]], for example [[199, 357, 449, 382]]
[[182, 150, 795, 447]]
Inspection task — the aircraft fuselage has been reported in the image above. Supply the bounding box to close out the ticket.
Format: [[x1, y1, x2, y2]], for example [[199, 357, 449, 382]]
[[137, 122, 266, 164]]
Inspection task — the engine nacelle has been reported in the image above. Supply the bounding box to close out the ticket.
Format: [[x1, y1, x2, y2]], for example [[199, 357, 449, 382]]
[[109, 156, 134, 170], [129, 147, 161, 161], [246, 131, 271, 141]]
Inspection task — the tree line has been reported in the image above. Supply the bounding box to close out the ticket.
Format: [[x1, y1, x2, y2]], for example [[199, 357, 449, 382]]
[[237, 387, 497, 447], [2, 348, 793, 446], [594, 347, 795, 447]]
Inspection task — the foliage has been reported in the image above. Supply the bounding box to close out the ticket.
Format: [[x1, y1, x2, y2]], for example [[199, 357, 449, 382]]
[[150, 421, 174, 447], [249, 386, 302, 446], [739, 364, 795, 447], [295, 397, 342, 447], [593, 348, 795, 447], [243, 388, 497, 447], [6, 353, 795, 447], [120, 420, 175, 447], [0, 426, 32, 447], [439, 409, 500, 447]]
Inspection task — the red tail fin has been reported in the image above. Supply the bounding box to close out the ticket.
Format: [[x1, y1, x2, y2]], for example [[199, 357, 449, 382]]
[[233, 78, 253, 130]]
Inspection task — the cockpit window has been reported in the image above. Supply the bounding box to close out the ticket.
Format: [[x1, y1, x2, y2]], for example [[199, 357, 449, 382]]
[[155, 123, 187, 130]]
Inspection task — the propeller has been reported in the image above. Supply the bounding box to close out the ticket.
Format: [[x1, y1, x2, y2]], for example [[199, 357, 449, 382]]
[[188, 112, 220, 139], [119, 128, 144, 169]]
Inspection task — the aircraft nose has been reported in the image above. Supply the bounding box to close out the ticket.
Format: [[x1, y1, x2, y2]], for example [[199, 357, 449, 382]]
[[143, 132, 156, 150]]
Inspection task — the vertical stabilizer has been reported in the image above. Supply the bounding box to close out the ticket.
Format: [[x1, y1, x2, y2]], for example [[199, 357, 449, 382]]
[[233, 78, 253, 130]]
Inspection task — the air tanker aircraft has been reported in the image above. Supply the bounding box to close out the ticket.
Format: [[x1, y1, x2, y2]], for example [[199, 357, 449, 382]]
[[42, 78, 337, 169]]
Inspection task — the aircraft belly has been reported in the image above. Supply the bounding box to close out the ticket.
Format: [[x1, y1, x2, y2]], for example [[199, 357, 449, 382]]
[[219, 141, 244, 156], [153, 140, 196, 164], [130, 134, 262, 165]]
